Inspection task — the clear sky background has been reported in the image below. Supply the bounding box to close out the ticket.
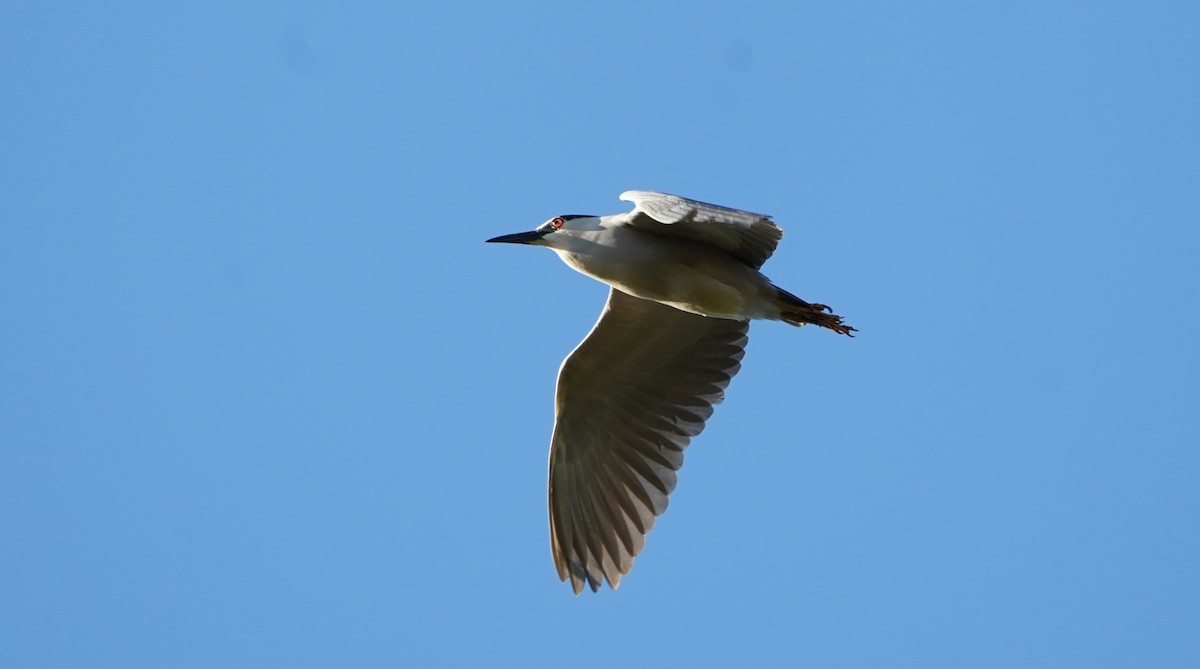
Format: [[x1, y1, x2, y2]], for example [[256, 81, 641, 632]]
[[2, 1, 1197, 667]]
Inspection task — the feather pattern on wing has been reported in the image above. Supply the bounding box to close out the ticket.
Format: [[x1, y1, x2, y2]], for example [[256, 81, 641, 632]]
[[619, 190, 783, 269], [548, 288, 748, 593]]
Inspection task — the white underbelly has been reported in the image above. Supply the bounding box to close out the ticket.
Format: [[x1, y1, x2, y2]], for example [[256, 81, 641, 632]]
[[556, 248, 777, 321]]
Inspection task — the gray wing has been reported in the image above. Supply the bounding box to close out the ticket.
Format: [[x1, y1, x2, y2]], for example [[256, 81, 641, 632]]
[[548, 288, 748, 594], [619, 190, 783, 269]]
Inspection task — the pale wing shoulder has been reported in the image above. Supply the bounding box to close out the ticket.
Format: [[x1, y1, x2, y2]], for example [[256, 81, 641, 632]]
[[617, 190, 783, 268]]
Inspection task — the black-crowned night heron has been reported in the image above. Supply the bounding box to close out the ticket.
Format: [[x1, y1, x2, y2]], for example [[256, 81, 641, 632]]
[[487, 190, 854, 594]]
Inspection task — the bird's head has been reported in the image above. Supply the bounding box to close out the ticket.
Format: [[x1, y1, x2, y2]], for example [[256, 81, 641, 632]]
[[485, 215, 601, 249]]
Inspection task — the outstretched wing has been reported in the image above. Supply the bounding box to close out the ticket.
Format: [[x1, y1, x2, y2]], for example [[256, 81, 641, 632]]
[[619, 190, 783, 269], [548, 288, 748, 594]]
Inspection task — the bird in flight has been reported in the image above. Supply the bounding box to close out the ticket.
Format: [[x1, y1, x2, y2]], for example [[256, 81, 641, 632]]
[[487, 190, 854, 594]]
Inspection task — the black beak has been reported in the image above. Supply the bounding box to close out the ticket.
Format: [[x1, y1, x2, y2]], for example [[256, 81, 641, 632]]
[[485, 229, 545, 245]]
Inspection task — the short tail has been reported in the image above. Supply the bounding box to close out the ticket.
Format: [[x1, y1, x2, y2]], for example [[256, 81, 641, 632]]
[[773, 286, 856, 336]]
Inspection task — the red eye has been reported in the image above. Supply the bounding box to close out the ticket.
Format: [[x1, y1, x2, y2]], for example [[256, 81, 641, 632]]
[[551, 217, 564, 229]]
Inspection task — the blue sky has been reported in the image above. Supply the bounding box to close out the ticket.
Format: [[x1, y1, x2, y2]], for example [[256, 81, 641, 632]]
[[2, 1, 1197, 667]]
